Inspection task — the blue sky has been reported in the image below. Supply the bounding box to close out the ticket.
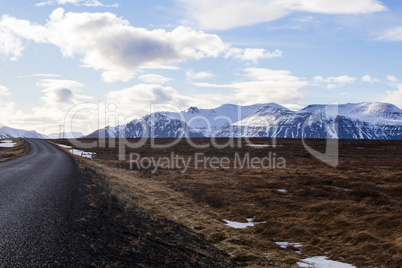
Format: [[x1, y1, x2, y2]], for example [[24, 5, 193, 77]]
[[1, 0, 402, 134]]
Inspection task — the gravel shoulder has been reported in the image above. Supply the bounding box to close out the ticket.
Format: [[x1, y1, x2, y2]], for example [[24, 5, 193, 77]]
[[76, 164, 234, 267]]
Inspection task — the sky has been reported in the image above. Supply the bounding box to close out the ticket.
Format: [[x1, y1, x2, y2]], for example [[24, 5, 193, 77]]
[[1, 0, 402, 135]]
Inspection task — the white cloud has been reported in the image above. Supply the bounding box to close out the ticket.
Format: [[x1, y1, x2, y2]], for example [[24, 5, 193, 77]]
[[313, 75, 356, 88], [0, 14, 48, 61], [226, 48, 282, 62], [384, 84, 402, 108], [36, 79, 91, 105], [1, 69, 307, 133], [0, 79, 95, 134], [178, 0, 386, 30], [0, 85, 10, 96], [29, 79, 94, 133], [386, 75, 398, 82], [0, 100, 20, 129], [138, 74, 172, 84], [105, 68, 308, 119], [107, 84, 190, 105], [233, 68, 307, 104], [18, 73, 62, 78], [0, 9, 282, 82], [35, 0, 118, 7], [43, 10, 228, 82], [282, 103, 306, 111], [193, 68, 307, 105], [0, 15, 48, 43], [377, 26, 402, 41], [288, 0, 386, 14], [362, 75, 380, 83], [0, 17, 25, 61], [293, 16, 319, 23], [186, 71, 215, 80], [106, 84, 192, 120]]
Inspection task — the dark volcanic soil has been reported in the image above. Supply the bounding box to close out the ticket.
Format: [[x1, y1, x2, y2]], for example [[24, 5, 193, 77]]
[[74, 165, 233, 267]]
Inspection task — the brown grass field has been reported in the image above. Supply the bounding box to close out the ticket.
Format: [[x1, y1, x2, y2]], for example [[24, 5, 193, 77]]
[[51, 138, 402, 267], [0, 138, 29, 161]]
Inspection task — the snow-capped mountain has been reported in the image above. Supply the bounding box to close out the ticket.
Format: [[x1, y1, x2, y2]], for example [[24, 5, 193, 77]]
[[162, 103, 289, 136], [0, 126, 47, 139], [217, 102, 402, 139], [87, 113, 204, 138], [85, 102, 402, 140], [301, 102, 402, 125]]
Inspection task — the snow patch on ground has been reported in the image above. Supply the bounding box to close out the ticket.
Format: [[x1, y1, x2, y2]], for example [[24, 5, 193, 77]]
[[0, 140, 16, 148], [297, 256, 356, 268], [246, 144, 284, 147], [223, 218, 265, 229], [57, 144, 72, 149], [56, 144, 96, 159], [277, 189, 288, 193], [275, 241, 302, 249]]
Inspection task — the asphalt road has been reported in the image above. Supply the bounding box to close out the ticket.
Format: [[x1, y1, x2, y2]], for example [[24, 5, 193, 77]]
[[0, 139, 233, 267], [0, 139, 86, 267]]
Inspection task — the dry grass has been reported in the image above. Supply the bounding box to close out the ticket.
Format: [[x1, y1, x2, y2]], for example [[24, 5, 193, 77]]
[[55, 138, 402, 267], [0, 138, 29, 161]]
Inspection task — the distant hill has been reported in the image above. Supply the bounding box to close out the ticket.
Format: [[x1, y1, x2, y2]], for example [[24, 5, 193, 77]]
[[46, 132, 84, 139], [0, 126, 47, 139]]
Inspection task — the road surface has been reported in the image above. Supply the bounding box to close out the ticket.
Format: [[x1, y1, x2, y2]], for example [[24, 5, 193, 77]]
[[0, 139, 233, 267], [0, 139, 86, 267]]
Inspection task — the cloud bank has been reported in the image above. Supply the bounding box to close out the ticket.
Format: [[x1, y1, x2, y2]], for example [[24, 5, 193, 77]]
[[179, 0, 386, 30], [35, 0, 118, 7], [0, 8, 281, 82]]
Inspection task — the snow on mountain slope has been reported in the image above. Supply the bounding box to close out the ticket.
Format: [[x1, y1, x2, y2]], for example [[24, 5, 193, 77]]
[[0, 126, 47, 139], [216, 102, 402, 139], [83, 102, 402, 140], [86, 112, 204, 138], [301, 102, 402, 125], [4, 102, 400, 140], [163, 103, 289, 135]]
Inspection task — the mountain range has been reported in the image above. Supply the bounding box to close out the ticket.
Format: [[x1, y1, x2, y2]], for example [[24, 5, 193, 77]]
[[0, 126, 83, 139], [85, 102, 402, 140], [0, 126, 47, 139], [1, 102, 401, 140]]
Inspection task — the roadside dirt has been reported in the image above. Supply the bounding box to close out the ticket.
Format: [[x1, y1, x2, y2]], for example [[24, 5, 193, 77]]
[[0, 138, 29, 161], [74, 162, 234, 267]]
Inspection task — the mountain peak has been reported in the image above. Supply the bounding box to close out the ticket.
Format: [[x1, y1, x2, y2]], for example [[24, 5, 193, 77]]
[[187, 106, 200, 113], [351, 102, 401, 114], [260, 102, 289, 111]]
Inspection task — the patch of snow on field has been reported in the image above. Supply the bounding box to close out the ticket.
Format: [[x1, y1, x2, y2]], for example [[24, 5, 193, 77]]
[[0, 140, 16, 148], [275, 242, 302, 249], [246, 144, 284, 147], [223, 218, 265, 229], [69, 149, 96, 159], [56, 144, 96, 159], [57, 144, 72, 149], [297, 256, 356, 268], [277, 189, 288, 193], [246, 144, 272, 147]]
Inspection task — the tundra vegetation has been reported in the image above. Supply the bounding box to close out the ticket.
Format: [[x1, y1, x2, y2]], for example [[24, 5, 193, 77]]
[[0, 139, 28, 161], [52, 138, 402, 267]]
